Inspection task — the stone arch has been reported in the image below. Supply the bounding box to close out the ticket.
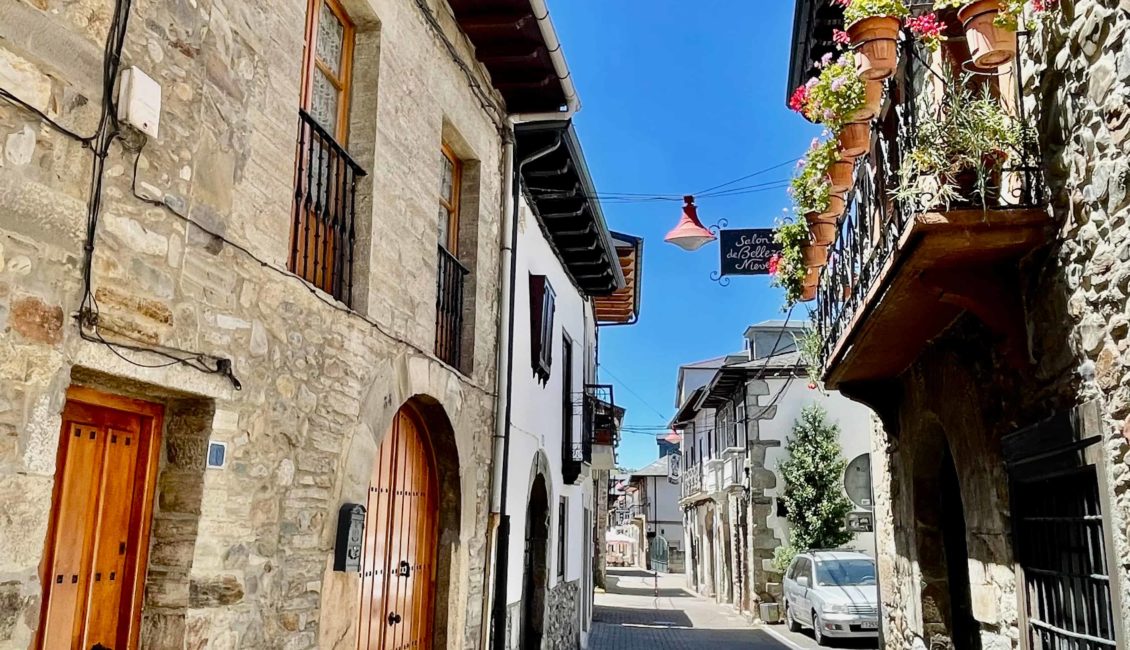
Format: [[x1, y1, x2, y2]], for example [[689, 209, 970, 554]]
[[520, 461, 551, 650], [322, 353, 472, 650]]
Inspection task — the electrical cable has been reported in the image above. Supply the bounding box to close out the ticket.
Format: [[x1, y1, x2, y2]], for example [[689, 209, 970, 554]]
[[0, 88, 96, 145]]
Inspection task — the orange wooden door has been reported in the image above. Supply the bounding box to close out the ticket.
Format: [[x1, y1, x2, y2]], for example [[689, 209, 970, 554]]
[[357, 406, 439, 650], [37, 390, 162, 650]]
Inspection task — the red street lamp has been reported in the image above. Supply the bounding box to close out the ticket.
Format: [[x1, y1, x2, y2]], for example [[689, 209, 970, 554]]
[[664, 195, 717, 251]]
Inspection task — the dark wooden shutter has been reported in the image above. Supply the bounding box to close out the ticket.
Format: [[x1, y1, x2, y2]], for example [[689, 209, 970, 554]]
[[530, 275, 555, 381]]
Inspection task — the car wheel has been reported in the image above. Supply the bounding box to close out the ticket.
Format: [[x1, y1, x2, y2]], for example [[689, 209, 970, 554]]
[[786, 601, 801, 632], [813, 611, 830, 646]]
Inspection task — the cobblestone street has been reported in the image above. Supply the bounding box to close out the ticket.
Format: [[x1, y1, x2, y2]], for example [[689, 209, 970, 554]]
[[590, 569, 793, 649]]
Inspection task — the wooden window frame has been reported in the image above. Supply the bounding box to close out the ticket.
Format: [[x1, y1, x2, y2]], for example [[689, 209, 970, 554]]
[[440, 144, 462, 254], [561, 333, 574, 447], [529, 275, 556, 382], [300, 0, 356, 144]]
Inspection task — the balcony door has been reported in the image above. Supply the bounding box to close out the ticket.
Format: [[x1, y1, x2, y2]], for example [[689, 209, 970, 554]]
[[357, 405, 439, 650]]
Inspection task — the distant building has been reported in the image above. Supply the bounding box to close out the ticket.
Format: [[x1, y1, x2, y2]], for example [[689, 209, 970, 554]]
[[675, 321, 875, 615]]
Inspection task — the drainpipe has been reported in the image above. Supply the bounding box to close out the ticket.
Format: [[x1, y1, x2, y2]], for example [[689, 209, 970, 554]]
[[487, 130, 564, 650]]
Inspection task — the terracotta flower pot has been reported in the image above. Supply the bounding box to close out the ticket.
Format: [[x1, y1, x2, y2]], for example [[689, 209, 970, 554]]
[[849, 81, 884, 123], [848, 16, 902, 81], [818, 193, 847, 221], [838, 122, 871, 159], [801, 244, 829, 269], [829, 159, 855, 194], [804, 267, 821, 287], [959, 0, 1016, 69], [809, 221, 837, 246], [800, 284, 819, 302]]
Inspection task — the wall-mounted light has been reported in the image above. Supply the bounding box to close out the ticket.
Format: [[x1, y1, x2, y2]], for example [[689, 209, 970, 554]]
[[664, 196, 717, 252]]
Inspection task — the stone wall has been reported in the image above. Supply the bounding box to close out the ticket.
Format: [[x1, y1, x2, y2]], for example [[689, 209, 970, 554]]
[[0, 0, 507, 648], [871, 2, 1130, 647], [543, 579, 581, 650]]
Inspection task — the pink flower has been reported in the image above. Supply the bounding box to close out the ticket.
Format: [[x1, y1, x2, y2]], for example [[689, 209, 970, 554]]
[[1032, 0, 1058, 11], [789, 84, 810, 114], [832, 0, 851, 7], [907, 13, 945, 51], [819, 52, 834, 67], [768, 254, 781, 276], [830, 77, 846, 92], [833, 29, 851, 45]]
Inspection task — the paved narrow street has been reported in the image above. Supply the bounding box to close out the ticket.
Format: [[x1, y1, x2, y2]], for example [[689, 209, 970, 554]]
[[590, 568, 878, 650]]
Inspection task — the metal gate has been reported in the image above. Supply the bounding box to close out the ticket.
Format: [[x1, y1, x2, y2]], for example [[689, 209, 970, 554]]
[[1003, 403, 1118, 650], [650, 535, 670, 574]]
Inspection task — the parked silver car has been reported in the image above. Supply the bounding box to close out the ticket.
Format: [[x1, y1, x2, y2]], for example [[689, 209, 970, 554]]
[[782, 550, 879, 646]]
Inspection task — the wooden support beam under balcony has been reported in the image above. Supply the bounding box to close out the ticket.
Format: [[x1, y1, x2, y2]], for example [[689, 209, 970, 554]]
[[823, 207, 1052, 390]]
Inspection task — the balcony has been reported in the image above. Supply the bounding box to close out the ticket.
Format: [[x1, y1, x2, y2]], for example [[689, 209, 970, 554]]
[[586, 384, 621, 471], [814, 34, 1050, 390], [290, 110, 367, 305], [722, 454, 744, 491], [680, 465, 704, 502], [434, 245, 469, 369]]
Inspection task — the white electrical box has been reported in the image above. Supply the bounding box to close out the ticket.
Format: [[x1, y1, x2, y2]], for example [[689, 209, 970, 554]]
[[117, 66, 162, 139]]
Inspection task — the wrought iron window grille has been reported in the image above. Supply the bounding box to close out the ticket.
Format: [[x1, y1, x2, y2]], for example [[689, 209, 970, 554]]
[[434, 244, 469, 369]]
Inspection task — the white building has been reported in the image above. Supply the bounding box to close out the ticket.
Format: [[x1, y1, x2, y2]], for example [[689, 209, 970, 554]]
[[496, 122, 641, 650], [675, 321, 875, 616]]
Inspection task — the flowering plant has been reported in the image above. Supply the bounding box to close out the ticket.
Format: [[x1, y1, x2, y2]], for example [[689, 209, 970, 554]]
[[895, 71, 1029, 210], [770, 219, 811, 307], [789, 137, 840, 215], [837, 0, 910, 27], [789, 81, 815, 119], [906, 13, 946, 51], [933, 0, 1057, 30], [805, 54, 866, 131]]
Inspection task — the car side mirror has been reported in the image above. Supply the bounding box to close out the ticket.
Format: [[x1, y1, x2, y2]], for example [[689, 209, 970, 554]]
[[797, 575, 810, 588]]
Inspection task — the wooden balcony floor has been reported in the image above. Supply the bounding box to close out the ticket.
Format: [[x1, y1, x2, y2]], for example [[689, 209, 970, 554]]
[[825, 207, 1052, 389]]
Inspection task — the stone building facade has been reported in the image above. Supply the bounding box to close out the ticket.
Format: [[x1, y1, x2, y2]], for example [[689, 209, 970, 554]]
[[789, 0, 1130, 648], [0, 0, 580, 648]]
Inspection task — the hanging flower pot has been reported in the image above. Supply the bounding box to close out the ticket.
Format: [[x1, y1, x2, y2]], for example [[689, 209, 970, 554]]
[[804, 266, 821, 288], [959, 0, 1016, 68], [818, 193, 847, 221], [809, 220, 837, 246], [828, 159, 855, 194], [800, 283, 819, 302], [849, 81, 884, 123], [837, 122, 871, 159], [801, 244, 829, 269], [848, 16, 902, 81]]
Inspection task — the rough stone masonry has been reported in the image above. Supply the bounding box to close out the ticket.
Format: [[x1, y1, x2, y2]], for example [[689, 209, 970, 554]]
[[0, 0, 510, 648]]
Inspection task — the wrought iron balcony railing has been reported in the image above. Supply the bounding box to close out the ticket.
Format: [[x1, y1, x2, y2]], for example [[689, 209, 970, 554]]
[[814, 32, 1047, 386], [584, 384, 618, 446], [435, 245, 469, 369], [681, 464, 703, 499], [290, 110, 367, 305]]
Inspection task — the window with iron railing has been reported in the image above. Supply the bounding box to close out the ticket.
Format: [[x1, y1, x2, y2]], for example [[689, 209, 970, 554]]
[[291, 0, 366, 305], [434, 146, 469, 369]]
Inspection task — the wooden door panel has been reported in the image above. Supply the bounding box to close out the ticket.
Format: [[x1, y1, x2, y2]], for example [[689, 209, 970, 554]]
[[40, 422, 104, 650], [38, 392, 162, 650], [357, 407, 437, 650], [83, 426, 141, 648]]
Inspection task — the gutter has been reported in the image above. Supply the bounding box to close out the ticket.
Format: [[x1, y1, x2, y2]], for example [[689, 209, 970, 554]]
[[511, 0, 581, 122]]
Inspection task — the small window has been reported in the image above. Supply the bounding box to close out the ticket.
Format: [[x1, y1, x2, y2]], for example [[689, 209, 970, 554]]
[[438, 144, 462, 253], [557, 497, 567, 578], [302, 0, 355, 139], [530, 275, 556, 381], [562, 334, 574, 448]]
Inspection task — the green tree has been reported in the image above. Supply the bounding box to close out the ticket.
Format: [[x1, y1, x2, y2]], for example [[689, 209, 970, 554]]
[[773, 404, 854, 570]]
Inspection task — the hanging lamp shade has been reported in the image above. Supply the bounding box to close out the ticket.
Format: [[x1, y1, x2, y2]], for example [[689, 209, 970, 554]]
[[664, 195, 717, 251]]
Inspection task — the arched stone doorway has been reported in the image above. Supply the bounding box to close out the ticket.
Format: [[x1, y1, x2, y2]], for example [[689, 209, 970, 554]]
[[521, 473, 550, 649], [356, 400, 460, 650], [913, 433, 980, 650]]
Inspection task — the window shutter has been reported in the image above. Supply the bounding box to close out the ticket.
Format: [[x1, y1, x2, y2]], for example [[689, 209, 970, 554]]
[[529, 275, 555, 382]]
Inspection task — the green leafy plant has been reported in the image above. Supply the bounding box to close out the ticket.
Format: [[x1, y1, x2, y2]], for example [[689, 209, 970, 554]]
[[789, 137, 839, 215], [797, 326, 825, 390], [895, 72, 1029, 211], [806, 55, 867, 131], [773, 405, 855, 571], [840, 0, 910, 26], [770, 219, 810, 308]]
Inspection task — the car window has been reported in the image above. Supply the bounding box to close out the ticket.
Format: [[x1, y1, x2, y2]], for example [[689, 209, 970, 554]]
[[786, 558, 799, 580], [795, 558, 810, 581], [815, 558, 877, 586]]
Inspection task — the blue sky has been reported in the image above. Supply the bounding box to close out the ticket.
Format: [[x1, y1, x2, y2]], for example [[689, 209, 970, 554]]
[[551, 2, 820, 470]]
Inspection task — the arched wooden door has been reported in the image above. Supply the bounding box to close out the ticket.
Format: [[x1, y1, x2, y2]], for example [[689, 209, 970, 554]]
[[357, 405, 439, 650]]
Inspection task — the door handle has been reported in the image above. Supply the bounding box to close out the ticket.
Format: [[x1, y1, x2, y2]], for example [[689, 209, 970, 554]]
[[387, 612, 402, 626], [398, 560, 411, 578]]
